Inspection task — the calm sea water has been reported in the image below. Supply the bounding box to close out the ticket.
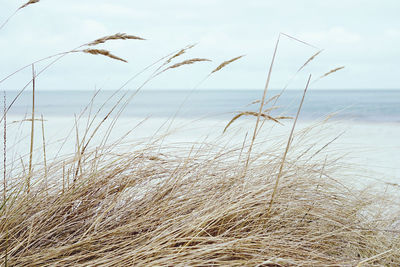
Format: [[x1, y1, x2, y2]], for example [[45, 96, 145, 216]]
[[6, 89, 400, 122]]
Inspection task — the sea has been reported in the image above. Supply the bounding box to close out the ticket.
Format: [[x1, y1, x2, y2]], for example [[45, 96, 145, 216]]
[[3, 89, 400, 188], [6, 89, 400, 122]]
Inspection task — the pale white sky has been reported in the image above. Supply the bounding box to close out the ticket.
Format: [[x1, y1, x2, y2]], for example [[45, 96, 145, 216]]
[[1, 0, 399, 90]]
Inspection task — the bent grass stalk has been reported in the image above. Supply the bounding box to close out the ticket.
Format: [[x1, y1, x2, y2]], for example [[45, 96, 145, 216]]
[[0, 0, 40, 31], [40, 114, 47, 190], [3, 91, 6, 203], [267, 74, 312, 214], [243, 34, 280, 176], [27, 64, 35, 193]]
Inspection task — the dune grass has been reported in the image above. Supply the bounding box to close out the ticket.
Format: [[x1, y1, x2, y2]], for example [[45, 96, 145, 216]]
[[1, 129, 399, 266], [1, 3, 400, 266]]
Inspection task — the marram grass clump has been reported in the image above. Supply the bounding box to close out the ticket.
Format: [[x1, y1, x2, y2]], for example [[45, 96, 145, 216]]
[[1, 135, 399, 266]]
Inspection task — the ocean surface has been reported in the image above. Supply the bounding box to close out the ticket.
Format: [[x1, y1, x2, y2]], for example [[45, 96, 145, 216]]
[[6, 89, 400, 122]]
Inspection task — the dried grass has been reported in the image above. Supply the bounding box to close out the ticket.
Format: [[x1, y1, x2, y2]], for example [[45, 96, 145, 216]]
[[268, 74, 311, 213], [80, 49, 128, 63], [165, 44, 196, 65], [18, 0, 40, 10], [2, 92, 5, 203], [157, 58, 211, 76], [87, 33, 145, 46], [223, 111, 292, 133], [297, 49, 323, 73], [319, 66, 345, 79], [210, 55, 245, 74], [164, 58, 211, 70], [0, 125, 399, 266]]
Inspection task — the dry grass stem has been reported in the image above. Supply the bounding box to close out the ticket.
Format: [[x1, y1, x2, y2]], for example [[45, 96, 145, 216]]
[[244, 35, 280, 175], [280, 32, 319, 49], [41, 114, 47, 186], [268, 74, 312, 213], [2, 91, 6, 203], [27, 64, 35, 193]]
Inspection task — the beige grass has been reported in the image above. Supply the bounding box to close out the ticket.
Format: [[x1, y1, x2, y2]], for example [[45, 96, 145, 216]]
[[210, 55, 245, 74], [87, 33, 145, 46], [18, 0, 40, 10], [0, 127, 399, 266], [80, 49, 128, 63]]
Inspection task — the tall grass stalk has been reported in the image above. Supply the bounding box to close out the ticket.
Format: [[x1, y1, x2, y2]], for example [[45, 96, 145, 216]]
[[2, 91, 6, 203], [27, 64, 35, 193], [268, 74, 311, 213], [244, 35, 280, 175], [40, 114, 47, 190]]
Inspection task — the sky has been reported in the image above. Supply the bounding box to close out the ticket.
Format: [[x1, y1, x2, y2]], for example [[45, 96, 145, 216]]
[[0, 0, 399, 91]]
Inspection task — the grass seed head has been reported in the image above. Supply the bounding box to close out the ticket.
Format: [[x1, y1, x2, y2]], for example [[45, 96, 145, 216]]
[[18, 0, 40, 10], [158, 58, 211, 75], [298, 50, 323, 73], [223, 111, 290, 133], [80, 49, 128, 63], [320, 66, 345, 79], [87, 33, 145, 46], [165, 44, 196, 64], [211, 55, 245, 74]]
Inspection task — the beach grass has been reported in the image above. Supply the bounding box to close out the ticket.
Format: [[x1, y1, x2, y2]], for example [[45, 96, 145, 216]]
[[1, 128, 399, 266], [1, 3, 400, 266]]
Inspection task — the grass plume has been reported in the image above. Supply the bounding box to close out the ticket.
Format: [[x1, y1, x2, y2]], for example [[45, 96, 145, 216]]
[[87, 33, 145, 46], [223, 111, 291, 133], [165, 44, 196, 65], [210, 55, 245, 74], [244, 35, 280, 175], [157, 58, 211, 76], [297, 49, 323, 73], [80, 49, 128, 63], [319, 66, 345, 79]]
